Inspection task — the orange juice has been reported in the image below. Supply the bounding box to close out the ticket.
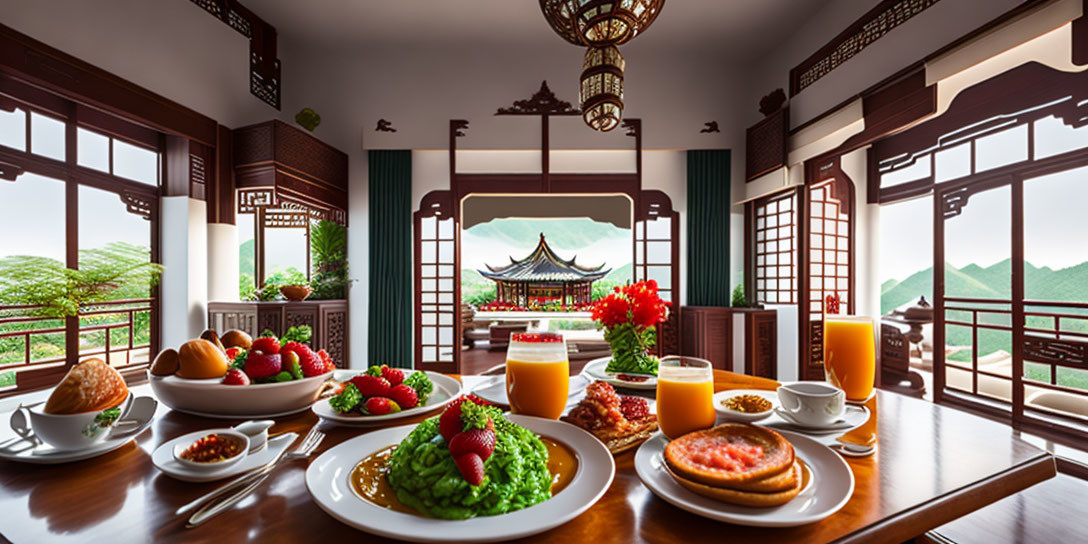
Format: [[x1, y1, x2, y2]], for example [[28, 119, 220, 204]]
[[656, 357, 716, 439], [506, 358, 569, 419], [505, 332, 569, 420], [823, 317, 876, 402]]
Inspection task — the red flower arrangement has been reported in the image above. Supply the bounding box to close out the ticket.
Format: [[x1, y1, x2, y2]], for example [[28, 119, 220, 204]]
[[592, 280, 670, 376]]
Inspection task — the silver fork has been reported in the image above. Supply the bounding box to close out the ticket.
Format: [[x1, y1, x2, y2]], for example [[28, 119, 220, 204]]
[[185, 427, 325, 528]]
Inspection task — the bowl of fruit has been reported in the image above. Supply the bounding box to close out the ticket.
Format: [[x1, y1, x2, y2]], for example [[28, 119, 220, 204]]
[[147, 327, 335, 418]]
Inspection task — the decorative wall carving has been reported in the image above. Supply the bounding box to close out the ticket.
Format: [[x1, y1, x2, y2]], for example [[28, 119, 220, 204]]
[[700, 121, 720, 134], [745, 107, 788, 181], [238, 188, 277, 212], [119, 191, 154, 220], [496, 81, 579, 116], [790, 0, 942, 95], [759, 89, 787, 116], [375, 119, 397, 132], [323, 309, 347, 368]]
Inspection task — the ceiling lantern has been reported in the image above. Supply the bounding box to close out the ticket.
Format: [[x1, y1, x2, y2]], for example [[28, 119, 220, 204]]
[[539, 0, 666, 132], [540, 0, 665, 47], [579, 46, 625, 132]]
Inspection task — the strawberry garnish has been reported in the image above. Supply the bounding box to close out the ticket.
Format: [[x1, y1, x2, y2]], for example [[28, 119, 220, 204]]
[[389, 384, 419, 409], [453, 452, 485, 486], [221, 368, 250, 386], [364, 397, 400, 415], [350, 375, 392, 398], [381, 366, 405, 386], [449, 428, 495, 461]]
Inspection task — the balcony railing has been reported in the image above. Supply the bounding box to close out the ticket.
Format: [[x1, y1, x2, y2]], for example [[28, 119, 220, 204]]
[[942, 296, 1088, 424], [0, 298, 154, 396]]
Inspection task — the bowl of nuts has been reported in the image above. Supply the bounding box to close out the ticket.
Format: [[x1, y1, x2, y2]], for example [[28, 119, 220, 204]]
[[713, 390, 776, 423]]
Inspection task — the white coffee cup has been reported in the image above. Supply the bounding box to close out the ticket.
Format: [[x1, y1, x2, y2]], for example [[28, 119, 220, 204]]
[[776, 382, 846, 427], [21, 393, 134, 451]]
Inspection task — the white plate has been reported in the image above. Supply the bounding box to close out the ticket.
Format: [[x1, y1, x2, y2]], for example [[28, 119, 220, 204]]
[[581, 357, 658, 390], [306, 414, 615, 543], [713, 389, 777, 423], [635, 430, 854, 527], [472, 373, 591, 407], [0, 396, 157, 465], [149, 370, 333, 419], [312, 372, 462, 426], [153, 431, 297, 482], [712, 390, 870, 434]]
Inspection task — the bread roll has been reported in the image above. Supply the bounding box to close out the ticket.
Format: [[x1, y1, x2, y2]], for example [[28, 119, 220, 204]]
[[45, 358, 129, 414], [177, 339, 229, 379], [220, 329, 253, 351], [200, 329, 227, 354], [150, 348, 180, 376]]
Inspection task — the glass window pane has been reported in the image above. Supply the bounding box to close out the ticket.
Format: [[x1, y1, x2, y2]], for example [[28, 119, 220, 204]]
[[975, 125, 1028, 172], [112, 139, 158, 186], [238, 213, 256, 299], [77, 128, 110, 172], [30, 112, 65, 161], [1034, 115, 1088, 159], [880, 155, 931, 188], [0, 107, 26, 151], [935, 142, 971, 183], [264, 227, 308, 283]]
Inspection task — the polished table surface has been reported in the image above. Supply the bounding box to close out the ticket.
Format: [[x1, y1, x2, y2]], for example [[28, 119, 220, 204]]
[[0, 371, 1056, 544]]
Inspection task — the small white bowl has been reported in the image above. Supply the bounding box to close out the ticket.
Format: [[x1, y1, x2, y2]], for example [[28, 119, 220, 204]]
[[713, 390, 776, 423], [172, 430, 250, 470]]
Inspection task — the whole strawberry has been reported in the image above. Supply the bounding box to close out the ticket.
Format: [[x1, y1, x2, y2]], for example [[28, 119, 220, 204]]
[[381, 366, 405, 386], [364, 397, 400, 416], [350, 375, 392, 398], [221, 368, 250, 386], [449, 428, 495, 461], [250, 336, 280, 355], [317, 349, 335, 372], [389, 384, 418, 409], [284, 343, 326, 377], [453, 452, 485, 486], [438, 396, 496, 443], [244, 352, 281, 379]]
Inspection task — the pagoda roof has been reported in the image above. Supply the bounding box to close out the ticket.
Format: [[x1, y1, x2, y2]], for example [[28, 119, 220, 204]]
[[479, 233, 611, 283]]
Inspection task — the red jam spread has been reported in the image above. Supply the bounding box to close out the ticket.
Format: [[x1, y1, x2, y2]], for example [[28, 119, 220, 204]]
[[511, 332, 564, 343], [181, 434, 243, 463], [617, 374, 651, 383]]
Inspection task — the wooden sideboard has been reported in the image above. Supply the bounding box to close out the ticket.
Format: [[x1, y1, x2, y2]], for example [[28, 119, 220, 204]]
[[207, 300, 348, 367], [680, 306, 777, 379]]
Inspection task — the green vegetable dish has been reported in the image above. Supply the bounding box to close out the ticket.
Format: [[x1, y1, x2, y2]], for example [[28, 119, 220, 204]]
[[386, 406, 552, 520]]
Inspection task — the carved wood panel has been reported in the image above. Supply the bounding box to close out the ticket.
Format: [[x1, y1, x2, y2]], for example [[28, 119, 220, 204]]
[[746, 311, 778, 380], [1024, 335, 1087, 368], [746, 107, 788, 181], [322, 308, 347, 368]]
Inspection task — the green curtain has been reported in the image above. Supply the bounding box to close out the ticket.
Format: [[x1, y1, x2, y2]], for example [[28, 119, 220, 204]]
[[686, 149, 731, 306], [368, 150, 413, 368]]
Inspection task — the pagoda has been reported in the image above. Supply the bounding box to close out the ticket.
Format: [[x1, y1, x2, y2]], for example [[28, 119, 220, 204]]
[[480, 234, 611, 307]]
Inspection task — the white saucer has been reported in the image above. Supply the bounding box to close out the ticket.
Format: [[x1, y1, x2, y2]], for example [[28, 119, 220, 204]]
[[771, 405, 870, 432], [581, 357, 657, 390], [0, 396, 157, 465], [153, 431, 297, 482], [312, 372, 462, 426], [471, 373, 591, 406], [635, 430, 854, 527]]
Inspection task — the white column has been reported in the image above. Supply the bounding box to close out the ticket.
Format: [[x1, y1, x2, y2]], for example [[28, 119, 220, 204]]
[[161, 196, 208, 349], [207, 223, 239, 301]]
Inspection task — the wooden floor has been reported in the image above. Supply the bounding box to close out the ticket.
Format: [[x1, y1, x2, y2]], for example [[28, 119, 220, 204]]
[[460, 342, 593, 376]]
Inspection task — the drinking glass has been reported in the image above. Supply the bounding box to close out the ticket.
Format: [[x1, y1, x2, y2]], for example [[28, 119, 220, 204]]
[[823, 316, 876, 402], [505, 332, 569, 420], [656, 356, 716, 439]]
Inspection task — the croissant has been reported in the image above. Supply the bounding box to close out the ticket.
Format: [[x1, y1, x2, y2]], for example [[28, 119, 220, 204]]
[[44, 358, 129, 415]]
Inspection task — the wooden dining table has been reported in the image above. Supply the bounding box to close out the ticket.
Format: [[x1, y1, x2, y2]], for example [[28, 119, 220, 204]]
[[0, 370, 1056, 544]]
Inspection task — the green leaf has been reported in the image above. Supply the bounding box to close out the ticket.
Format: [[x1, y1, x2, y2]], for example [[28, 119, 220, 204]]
[[329, 383, 362, 413]]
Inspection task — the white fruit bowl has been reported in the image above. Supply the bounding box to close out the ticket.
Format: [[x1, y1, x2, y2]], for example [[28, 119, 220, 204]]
[[148, 370, 334, 418]]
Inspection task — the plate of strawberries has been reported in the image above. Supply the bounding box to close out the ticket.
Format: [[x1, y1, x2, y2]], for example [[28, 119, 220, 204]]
[[311, 365, 462, 425]]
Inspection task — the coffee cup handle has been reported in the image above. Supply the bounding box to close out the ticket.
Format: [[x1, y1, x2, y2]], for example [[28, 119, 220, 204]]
[[778, 391, 800, 413]]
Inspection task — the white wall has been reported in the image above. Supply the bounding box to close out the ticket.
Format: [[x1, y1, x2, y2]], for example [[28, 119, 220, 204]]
[[161, 197, 207, 348]]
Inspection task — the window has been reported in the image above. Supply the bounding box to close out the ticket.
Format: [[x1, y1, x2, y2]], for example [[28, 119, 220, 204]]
[[753, 191, 797, 304], [0, 92, 160, 393]]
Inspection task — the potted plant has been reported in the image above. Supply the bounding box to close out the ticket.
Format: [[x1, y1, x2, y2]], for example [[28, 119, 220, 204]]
[[308, 220, 349, 300], [591, 280, 670, 376]]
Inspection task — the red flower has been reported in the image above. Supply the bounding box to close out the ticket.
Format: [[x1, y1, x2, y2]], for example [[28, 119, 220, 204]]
[[591, 280, 668, 330]]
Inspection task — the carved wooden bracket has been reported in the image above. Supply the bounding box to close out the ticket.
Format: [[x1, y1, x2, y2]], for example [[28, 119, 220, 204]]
[[190, 0, 281, 110], [496, 81, 579, 116], [451, 119, 469, 138], [759, 89, 786, 116], [120, 190, 154, 220], [0, 160, 23, 181]]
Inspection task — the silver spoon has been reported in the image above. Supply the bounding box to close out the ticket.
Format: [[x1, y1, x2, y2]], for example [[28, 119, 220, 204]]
[[831, 440, 875, 457]]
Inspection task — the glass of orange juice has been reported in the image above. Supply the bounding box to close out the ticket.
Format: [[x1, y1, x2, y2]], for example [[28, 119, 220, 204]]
[[823, 316, 876, 402], [656, 356, 716, 439], [505, 332, 569, 419]]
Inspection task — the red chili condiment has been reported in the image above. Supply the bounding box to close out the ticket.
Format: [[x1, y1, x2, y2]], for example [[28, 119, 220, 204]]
[[181, 434, 242, 463], [511, 332, 564, 343]]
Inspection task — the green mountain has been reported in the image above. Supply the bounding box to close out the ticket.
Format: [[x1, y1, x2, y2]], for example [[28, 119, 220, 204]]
[[466, 218, 628, 249], [881, 259, 1088, 314], [240, 238, 255, 278]]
